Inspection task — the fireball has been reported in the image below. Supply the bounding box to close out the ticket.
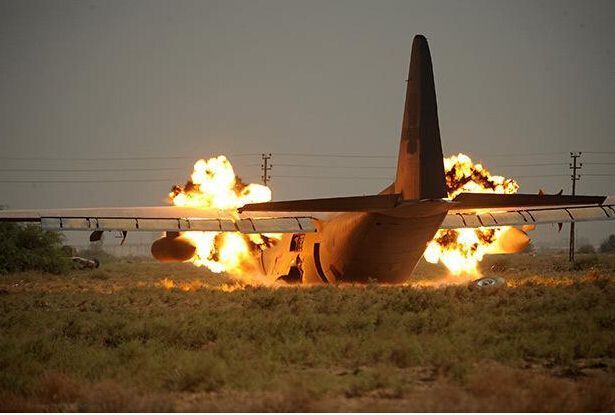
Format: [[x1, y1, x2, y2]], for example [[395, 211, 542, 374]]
[[443, 153, 518, 199], [170, 156, 271, 212], [424, 153, 521, 276], [168, 155, 277, 281], [170, 153, 520, 281]]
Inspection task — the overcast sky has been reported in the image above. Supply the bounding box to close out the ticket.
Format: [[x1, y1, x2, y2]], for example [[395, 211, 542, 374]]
[[0, 0, 613, 246]]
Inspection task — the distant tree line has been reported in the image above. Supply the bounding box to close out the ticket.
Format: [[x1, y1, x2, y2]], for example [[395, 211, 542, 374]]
[[577, 234, 615, 254], [599, 234, 615, 253]]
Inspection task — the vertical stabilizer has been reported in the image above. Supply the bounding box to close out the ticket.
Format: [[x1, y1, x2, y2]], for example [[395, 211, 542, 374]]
[[394, 35, 447, 200]]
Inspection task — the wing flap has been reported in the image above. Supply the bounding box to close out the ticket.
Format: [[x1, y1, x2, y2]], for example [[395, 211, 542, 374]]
[[236, 217, 316, 234], [529, 209, 572, 224], [189, 219, 236, 232], [441, 200, 615, 229], [38, 214, 316, 234], [4, 206, 317, 234], [569, 206, 612, 221]]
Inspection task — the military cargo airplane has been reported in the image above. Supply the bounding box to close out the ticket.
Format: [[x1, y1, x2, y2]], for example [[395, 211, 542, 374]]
[[1, 35, 614, 284]]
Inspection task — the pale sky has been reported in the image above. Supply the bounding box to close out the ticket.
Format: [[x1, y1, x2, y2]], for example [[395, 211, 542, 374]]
[[0, 0, 614, 246]]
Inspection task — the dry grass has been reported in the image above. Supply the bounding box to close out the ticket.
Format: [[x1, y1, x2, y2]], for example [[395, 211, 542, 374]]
[[1, 253, 614, 411]]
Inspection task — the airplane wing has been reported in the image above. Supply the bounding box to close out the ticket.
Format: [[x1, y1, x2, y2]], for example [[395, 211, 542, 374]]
[[441, 194, 615, 229], [1, 193, 613, 234], [0, 206, 317, 234], [239, 193, 615, 230]]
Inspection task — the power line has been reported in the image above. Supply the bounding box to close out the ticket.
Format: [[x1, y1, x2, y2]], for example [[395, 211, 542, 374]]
[[273, 152, 394, 159], [275, 151, 572, 159], [0, 153, 260, 162], [0, 156, 191, 161], [491, 162, 568, 167], [274, 151, 611, 160], [272, 175, 392, 180], [509, 174, 614, 178], [0, 179, 175, 183], [0, 152, 611, 172], [513, 174, 568, 178], [1, 149, 611, 162], [4, 173, 609, 183], [272, 163, 392, 169], [0, 167, 185, 173], [478, 152, 567, 158]]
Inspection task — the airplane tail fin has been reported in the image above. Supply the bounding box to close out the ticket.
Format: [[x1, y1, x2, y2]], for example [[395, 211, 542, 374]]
[[394, 35, 447, 200]]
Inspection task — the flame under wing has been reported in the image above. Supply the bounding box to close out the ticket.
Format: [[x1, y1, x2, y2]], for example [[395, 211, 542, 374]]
[[0, 206, 317, 234], [442, 194, 615, 229]]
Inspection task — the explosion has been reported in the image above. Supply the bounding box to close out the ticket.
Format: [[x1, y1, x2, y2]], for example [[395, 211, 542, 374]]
[[168, 155, 278, 280], [169, 153, 521, 281], [424, 153, 520, 276], [443, 153, 519, 199], [170, 156, 271, 210]]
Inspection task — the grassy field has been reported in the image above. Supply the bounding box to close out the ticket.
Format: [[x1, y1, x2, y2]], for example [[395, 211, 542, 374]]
[[1, 253, 614, 411]]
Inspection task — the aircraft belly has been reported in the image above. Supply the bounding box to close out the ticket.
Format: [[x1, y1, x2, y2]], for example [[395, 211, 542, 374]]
[[318, 212, 446, 284]]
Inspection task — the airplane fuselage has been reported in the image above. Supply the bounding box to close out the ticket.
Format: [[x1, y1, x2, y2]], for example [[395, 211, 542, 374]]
[[262, 208, 447, 284]]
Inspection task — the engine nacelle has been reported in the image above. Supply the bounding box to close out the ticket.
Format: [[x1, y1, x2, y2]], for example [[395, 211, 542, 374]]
[[151, 234, 197, 262], [488, 227, 530, 254]]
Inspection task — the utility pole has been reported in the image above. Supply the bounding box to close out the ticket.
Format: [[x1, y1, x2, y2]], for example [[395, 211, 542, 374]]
[[261, 153, 272, 187], [569, 152, 582, 262]]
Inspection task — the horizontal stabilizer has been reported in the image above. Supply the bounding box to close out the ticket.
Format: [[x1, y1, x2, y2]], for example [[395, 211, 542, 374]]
[[451, 193, 606, 211], [239, 194, 401, 213]]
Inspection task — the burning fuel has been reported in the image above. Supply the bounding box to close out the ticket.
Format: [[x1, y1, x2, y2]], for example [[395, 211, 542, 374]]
[[158, 277, 245, 292], [168, 155, 278, 282], [170, 156, 271, 210], [443, 153, 519, 198], [424, 153, 524, 277], [168, 153, 525, 282]]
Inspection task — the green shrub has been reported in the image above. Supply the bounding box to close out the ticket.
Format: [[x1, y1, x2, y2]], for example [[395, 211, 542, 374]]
[[0, 223, 71, 274], [572, 255, 599, 271], [599, 235, 615, 253], [577, 244, 595, 254]]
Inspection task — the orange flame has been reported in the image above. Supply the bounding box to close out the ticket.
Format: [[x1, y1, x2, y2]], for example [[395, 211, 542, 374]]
[[424, 153, 520, 276], [170, 156, 271, 211], [443, 153, 519, 198], [168, 155, 279, 282], [170, 153, 519, 281]]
